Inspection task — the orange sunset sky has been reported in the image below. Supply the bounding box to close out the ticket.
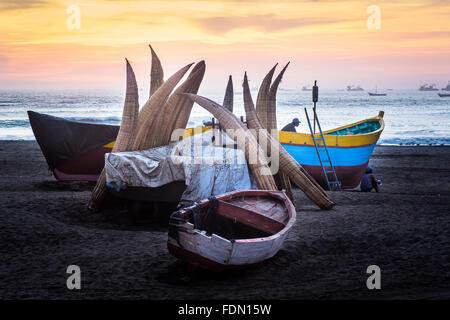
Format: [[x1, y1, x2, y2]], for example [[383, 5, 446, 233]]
[[0, 0, 449, 91]]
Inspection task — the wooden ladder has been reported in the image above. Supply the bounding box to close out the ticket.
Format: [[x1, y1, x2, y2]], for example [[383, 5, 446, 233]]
[[304, 108, 341, 191]]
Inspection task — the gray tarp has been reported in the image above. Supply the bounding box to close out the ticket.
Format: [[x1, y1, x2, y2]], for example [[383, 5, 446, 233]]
[[104, 130, 255, 204]]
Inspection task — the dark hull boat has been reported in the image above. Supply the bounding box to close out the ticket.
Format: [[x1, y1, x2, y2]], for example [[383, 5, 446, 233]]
[[368, 92, 387, 96], [28, 111, 119, 181], [167, 190, 296, 271], [438, 93, 450, 97]]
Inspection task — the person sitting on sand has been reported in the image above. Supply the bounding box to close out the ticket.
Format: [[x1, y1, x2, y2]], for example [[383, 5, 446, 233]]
[[360, 166, 381, 192], [281, 118, 301, 132]]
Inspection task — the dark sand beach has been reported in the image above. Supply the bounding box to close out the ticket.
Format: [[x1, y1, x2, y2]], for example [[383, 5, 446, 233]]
[[0, 141, 449, 299]]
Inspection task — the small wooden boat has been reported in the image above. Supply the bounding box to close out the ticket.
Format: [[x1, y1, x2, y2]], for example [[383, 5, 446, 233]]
[[279, 111, 385, 189], [438, 93, 450, 97], [167, 190, 296, 271]]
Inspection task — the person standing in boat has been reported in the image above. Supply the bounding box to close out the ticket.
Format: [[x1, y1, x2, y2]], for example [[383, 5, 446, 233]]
[[360, 167, 381, 192], [281, 118, 301, 132]]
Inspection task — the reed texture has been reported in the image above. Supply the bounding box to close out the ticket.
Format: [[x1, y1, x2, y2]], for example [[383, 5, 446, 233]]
[[242, 73, 334, 209], [182, 93, 278, 191], [149, 45, 164, 97], [132, 63, 193, 151], [89, 59, 140, 210], [223, 75, 234, 113], [255, 64, 277, 128]]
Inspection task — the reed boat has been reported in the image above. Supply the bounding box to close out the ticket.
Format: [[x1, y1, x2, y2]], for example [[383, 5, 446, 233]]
[[167, 190, 296, 271], [279, 111, 385, 189], [28, 110, 384, 190]]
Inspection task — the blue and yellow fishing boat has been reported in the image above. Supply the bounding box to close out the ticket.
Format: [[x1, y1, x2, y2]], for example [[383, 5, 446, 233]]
[[279, 111, 385, 189]]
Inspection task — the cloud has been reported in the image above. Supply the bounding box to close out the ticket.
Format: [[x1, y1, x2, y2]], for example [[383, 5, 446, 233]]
[[193, 14, 349, 35], [0, 0, 49, 11]]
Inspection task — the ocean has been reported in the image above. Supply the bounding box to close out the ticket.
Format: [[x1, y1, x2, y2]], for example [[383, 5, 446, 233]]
[[0, 88, 449, 145]]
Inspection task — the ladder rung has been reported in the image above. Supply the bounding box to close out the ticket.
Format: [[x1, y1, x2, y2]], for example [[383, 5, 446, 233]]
[[325, 170, 336, 173]]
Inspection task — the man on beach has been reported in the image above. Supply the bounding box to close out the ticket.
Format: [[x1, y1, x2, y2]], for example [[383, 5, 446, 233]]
[[281, 118, 301, 132], [360, 166, 381, 192]]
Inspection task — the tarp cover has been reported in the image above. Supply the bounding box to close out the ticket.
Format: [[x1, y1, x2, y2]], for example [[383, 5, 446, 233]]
[[28, 111, 119, 169], [105, 130, 256, 204]]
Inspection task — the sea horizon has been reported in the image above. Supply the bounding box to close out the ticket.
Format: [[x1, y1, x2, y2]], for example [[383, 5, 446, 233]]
[[1, 88, 449, 146]]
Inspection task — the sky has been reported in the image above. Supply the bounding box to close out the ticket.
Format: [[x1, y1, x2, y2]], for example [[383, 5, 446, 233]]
[[0, 0, 449, 91]]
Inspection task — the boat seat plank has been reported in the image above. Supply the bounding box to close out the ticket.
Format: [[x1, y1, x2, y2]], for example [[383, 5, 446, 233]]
[[217, 200, 285, 235], [228, 197, 288, 224]]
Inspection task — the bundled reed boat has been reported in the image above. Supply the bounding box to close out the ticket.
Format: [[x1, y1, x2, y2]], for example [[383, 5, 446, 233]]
[[167, 190, 296, 271], [280, 111, 385, 189]]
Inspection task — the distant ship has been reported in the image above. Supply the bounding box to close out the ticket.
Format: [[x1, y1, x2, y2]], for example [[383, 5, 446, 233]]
[[368, 86, 387, 96], [302, 85, 312, 91], [419, 84, 439, 91], [441, 81, 450, 91], [347, 85, 364, 91], [438, 93, 450, 97]]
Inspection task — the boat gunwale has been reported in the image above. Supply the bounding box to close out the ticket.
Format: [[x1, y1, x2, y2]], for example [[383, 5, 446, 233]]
[[172, 189, 296, 244], [278, 111, 385, 148], [321, 110, 385, 136]]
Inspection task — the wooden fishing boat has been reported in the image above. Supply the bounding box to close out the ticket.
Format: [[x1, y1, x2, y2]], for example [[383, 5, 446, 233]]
[[167, 190, 296, 271], [279, 111, 385, 189], [28, 110, 119, 181]]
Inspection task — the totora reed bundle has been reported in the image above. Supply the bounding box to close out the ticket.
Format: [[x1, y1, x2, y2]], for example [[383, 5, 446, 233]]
[[90, 47, 201, 210], [223, 75, 234, 112], [182, 93, 278, 191], [263, 63, 294, 201], [168, 61, 206, 138], [149, 45, 164, 97], [242, 72, 334, 210], [131, 63, 194, 151], [89, 59, 140, 210], [255, 64, 277, 129]]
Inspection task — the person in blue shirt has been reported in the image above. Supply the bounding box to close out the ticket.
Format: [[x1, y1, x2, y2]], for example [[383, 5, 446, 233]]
[[281, 118, 301, 132], [360, 166, 381, 192]]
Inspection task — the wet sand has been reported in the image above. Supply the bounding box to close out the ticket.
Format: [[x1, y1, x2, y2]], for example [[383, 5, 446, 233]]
[[0, 141, 449, 299]]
